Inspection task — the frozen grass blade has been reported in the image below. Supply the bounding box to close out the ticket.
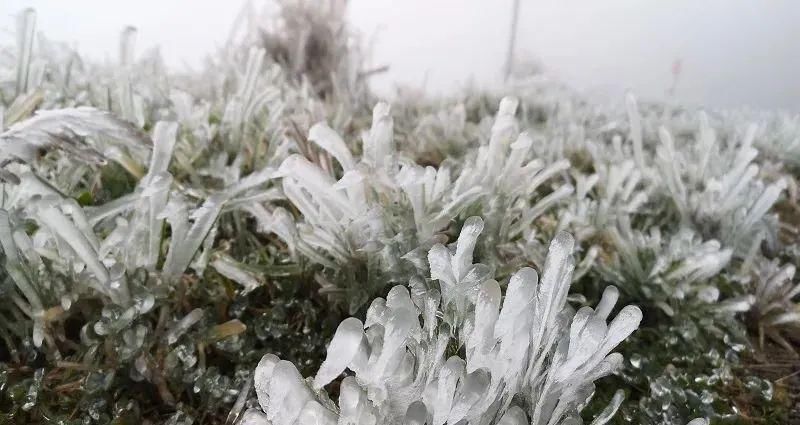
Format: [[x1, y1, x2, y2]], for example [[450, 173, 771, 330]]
[[15, 8, 36, 96]]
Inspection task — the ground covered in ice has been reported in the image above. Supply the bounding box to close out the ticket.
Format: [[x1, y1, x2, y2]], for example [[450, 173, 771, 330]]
[[0, 2, 798, 424]]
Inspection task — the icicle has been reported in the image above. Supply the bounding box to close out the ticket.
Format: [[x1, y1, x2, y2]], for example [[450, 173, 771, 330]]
[[743, 179, 786, 229], [210, 253, 263, 293], [22, 368, 44, 411], [117, 26, 139, 125], [313, 317, 368, 388], [119, 26, 137, 67], [363, 102, 394, 170], [0, 209, 45, 346], [308, 123, 356, 171], [146, 121, 179, 180], [589, 390, 625, 425], [15, 8, 36, 96], [33, 200, 112, 289], [486, 97, 519, 178], [162, 193, 226, 279], [625, 93, 645, 172], [165, 308, 204, 345]]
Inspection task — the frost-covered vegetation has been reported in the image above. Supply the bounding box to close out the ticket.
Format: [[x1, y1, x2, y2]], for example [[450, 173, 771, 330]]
[[1, 2, 799, 424]]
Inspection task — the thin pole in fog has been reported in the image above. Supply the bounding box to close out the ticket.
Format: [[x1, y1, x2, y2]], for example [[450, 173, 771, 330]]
[[503, 0, 521, 82]]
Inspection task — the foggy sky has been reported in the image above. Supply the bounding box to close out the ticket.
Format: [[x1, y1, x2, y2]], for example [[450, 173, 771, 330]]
[[2, 0, 799, 111]]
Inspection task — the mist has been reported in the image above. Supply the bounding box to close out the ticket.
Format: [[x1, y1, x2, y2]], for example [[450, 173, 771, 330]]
[[3, 0, 799, 110]]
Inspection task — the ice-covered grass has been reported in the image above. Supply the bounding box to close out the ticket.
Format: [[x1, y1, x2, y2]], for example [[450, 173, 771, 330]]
[[0, 2, 798, 424]]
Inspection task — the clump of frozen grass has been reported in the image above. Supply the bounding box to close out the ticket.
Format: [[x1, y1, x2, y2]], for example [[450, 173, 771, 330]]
[[728, 109, 800, 169], [452, 98, 574, 266], [257, 97, 574, 309], [255, 102, 416, 308], [243, 217, 642, 424], [0, 107, 151, 179], [406, 101, 473, 160], [0, 8, 293, 420], [0, 112, 274, 352], [597, 216, 744, 315], [625, 97, 786, 258], [742, 258, 800, 353], [560, 158, 651, 245]]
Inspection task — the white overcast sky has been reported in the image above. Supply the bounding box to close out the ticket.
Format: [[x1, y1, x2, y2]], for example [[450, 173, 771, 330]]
[[2, 0, 799, 111]]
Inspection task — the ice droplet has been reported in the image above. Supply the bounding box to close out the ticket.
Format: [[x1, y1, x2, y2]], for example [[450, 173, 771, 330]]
[[22, 368, 44, 411]]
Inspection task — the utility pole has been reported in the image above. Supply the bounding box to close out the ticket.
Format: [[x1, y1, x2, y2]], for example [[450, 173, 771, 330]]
[[503, 0, 521, 82]]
